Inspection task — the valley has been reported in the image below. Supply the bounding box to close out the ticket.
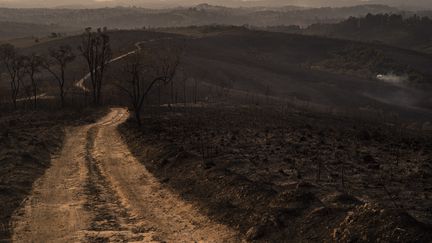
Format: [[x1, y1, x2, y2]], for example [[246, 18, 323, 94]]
[[0, 3, 431, 242]]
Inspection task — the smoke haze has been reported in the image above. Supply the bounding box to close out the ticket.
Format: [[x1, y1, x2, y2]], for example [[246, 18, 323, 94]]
[[0, 0, 431, 9]]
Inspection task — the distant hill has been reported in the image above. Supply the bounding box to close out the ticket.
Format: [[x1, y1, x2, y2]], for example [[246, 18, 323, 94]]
[[267, 13, 432, 54], [0, 0, 431, 9], [0, 4, 401, 29], [0, 21, 75, 40]]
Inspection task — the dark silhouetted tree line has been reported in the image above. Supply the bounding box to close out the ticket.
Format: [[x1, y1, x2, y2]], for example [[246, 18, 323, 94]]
[[320, 14, 432, 37], [305, 14, 432, 46]]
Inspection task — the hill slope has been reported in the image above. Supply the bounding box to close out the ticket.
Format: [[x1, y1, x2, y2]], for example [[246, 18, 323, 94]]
[[173, 28, 432, 121], [0, 5, 400, 28]]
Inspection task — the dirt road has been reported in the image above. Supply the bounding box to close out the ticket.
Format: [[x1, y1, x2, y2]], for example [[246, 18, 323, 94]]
[[75, 38, 172, 92], [12, 108, 239, 242]]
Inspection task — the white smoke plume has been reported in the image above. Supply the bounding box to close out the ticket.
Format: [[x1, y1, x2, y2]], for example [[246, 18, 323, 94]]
[[376, 73, 409, 85]]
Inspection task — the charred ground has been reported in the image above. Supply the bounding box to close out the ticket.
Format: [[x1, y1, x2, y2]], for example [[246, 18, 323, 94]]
[[119, 105, 432, 242], [0, 105, 107, 241], [1, 25, 432, 242]]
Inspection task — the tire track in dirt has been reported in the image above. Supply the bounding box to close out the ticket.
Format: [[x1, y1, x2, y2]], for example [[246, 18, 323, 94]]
[[88, 108, 240, 242], [11, 126, 91, 242], [82, 126, 157, 242], [12, 108, 240, 242]]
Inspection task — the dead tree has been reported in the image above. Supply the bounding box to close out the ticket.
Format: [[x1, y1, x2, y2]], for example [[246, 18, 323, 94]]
[[177, 69, 188, 107], [116, 46, 181, 126], [265, 85, 272, 104], [0, 44, 25, 109], [43, 45, 75, 107], [193, 77, 198, 104], [184, 77, 188, 107], [23, 54, 43, 108], [169, 76, 174, 108], [79, 27, 112, 105]]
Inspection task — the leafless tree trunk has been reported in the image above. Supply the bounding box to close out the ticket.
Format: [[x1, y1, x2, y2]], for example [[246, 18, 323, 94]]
[[43, 45, 76, 108], [265, 85, 271, 105], [79, 27, 112, 105], [193, 78, 198, 104], [175, 69, 188, 107], [0, 44, 25, 110], [116, 45, 181, 125], [168, 79, 174, 109], [23, 54, 43, 108], [158, 83, 161, 107], [182, 73, 188, 107]]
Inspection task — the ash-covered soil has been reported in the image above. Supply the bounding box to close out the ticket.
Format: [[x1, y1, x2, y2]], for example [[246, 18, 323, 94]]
[[119, 106, 432, 242], [0, 108, 107, 241]]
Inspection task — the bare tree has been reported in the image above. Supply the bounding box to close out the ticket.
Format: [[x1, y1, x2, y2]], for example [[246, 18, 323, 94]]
[[0, 44, 26, 109], [116, 45, 181, 126], [193, 77, 198, 104], [79, 27, 112, 105], [176, 69, 188, 107], [169, 75, 174, 108], [265, 85, 272, 104], [43, 45, 76, 107], [23, 54, 43, 108]]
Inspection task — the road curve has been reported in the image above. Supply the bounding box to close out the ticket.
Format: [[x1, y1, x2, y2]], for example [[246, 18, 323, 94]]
[[12, 108, 239, 242], [76, 38, 173, 92]]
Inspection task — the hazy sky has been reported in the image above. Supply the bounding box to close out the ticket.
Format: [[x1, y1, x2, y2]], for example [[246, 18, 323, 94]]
[[0, 0, 431, 9]]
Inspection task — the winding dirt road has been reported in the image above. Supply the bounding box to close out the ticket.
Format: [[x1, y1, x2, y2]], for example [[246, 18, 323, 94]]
[[11, 108, 239, 242], [76, 38, 172, 92]]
